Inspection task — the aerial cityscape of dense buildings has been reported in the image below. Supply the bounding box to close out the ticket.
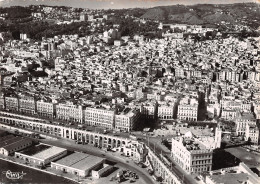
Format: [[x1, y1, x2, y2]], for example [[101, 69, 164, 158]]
[[0, 3, 260, 184]]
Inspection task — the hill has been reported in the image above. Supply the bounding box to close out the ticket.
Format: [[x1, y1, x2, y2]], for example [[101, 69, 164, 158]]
[[168, 12, 203, 25], [141, 8, 166, 21], [134, 3, 259, 29]]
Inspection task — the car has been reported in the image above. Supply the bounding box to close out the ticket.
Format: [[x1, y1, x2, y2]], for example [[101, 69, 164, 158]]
[[198, 175, 203, 180], [101, 154, 105, 156], [195, 176, 201, 181]]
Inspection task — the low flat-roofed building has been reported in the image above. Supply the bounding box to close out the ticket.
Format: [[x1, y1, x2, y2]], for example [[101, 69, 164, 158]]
[[51, 152, 105, 177], [0, 134, 16, 143], [92, 164, 114, 179], [15, 144, 67, 165], [205, 162, 260, 184], [0, 135, 33, 156]]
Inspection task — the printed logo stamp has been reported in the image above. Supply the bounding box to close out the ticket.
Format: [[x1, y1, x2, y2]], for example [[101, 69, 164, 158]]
[[2, 170, 27, 180]]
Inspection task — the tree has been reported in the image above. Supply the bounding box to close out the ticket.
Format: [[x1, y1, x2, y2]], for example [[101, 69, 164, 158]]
[[247, 137, 252, 145], [174, 27, 183, 33]]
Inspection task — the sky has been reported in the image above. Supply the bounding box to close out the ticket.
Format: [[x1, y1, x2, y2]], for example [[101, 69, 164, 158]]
[[0, 0, 258, 9]]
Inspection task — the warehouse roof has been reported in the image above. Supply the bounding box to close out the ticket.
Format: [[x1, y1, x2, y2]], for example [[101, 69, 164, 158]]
[[53, 152, 104, 171], [2, 137, 32, 152], [32, 146, 67, 160]]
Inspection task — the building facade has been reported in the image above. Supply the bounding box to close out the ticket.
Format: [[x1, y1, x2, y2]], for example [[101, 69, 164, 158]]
[[115, 109, 140, 132], [177, 98, 198, 121], [19, 97, 36, 115], [56, 103, 83, 123], [171, 137, 213, 174], [5, 96, 19, 111], [84, 107, 115, 129], [36, 100, 56, 118], [140, 102, 158, 119], [245, 123, 259, 145], [158, 105, 174, 120]]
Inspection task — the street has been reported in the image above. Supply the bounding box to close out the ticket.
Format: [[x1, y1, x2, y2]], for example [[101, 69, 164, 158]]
[[140, 135, 198, 184], [1, 121, 197, 184], [0, 124, 157, 184]]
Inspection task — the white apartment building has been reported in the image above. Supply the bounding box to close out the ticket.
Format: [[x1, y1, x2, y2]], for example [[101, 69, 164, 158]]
[[84, 107, 115, 129], [164, 94, 178, 102], [221, 99, 251, 112], [221, 109, 238, 120], [140, 102, 158, 119], [37, 100, 55, 118], [174, 67, 185, 78], [235, 112, 257, 137], [115, 108, 140, 132], [54, 57, 65, 71], [19, 98, 36, 115], [56, 103, 83, 123], [158, 104, 174, 120], [0, 96, 4, 109], [177, 98, 198, 121], [253, 102, 260, 120], [245, 123, 259, 145], [241, 101, 252, 111], [5, 96, 19, 111], [221, 99, 240, 110], [207, 104, 221, 119], [254, 108, 260, 120], [219, 68, 238, 82], [147, 93, 162, 101], [171, 136, 213, 174]]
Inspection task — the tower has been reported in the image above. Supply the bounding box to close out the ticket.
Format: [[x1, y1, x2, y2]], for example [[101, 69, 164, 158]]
[[80, 13, 86, 21], [214, 125, 222, 149]]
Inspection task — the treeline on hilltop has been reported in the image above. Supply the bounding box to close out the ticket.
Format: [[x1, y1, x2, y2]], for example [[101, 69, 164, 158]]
[[0, 21, 91, 40], [0, 6, 31, 19], [108, 17, 161, 38], [0, 15, 161, 40], [1, 4, 258, 41]]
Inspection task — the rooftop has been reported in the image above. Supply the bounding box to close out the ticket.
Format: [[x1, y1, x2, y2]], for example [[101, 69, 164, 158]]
[[0, 135, 22, 148], [209, 172, 250, 184], [53, 152, 104, 171], [173, 132, 214, 152], [32, 146, 67, 160], [20, 144, 51, 156], [1, 137, 32, 151]]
